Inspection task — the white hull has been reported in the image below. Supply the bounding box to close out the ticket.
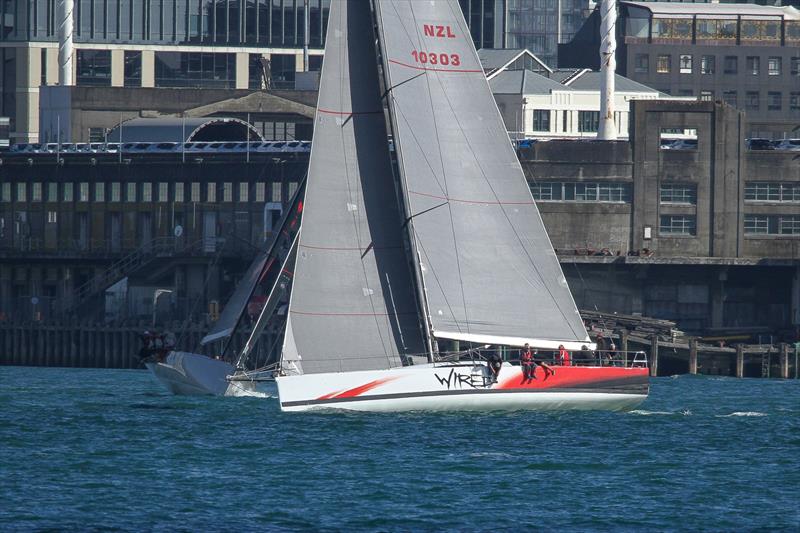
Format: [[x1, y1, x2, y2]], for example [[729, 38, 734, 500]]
[[276, 363, 649, 413], [145, 351, 234, 396]]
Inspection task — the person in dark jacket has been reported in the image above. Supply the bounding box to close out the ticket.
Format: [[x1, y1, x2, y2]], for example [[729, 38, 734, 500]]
[[488, 351, 503, 383]]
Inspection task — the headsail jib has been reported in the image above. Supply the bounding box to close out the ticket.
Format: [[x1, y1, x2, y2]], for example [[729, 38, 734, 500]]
[[373, 0, 591, 349]]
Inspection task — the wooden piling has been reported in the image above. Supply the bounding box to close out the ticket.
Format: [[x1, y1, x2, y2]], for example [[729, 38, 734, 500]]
[[689, 338, 698, 375], [780, 343, 789, 379], [736, 344, 744, 378], [650, 334, 659, 377]]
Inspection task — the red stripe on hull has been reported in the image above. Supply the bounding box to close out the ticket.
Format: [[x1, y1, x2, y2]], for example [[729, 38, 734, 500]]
[[495, 366, 648, 390], [316, 376, 399, 400]]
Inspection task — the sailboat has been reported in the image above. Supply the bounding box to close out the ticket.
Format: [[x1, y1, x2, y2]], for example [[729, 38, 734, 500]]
[[255, 0, 648, 411], [144, 185, 304, 396]]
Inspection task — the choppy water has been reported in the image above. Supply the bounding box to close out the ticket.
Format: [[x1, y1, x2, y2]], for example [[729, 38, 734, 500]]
[[1, 367, 798, 532]]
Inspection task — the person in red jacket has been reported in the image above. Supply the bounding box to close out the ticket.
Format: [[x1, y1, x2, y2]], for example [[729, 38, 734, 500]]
[[558, 344, 571, 367], [520, 343, 536, 381]]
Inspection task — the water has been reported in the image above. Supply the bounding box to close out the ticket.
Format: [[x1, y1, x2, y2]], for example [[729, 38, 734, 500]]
[[1, 367, 798, 532]]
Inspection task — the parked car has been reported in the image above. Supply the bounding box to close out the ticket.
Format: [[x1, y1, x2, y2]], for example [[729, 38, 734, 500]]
[[772, 139, 800, 151], [746, 138, 775, 151]]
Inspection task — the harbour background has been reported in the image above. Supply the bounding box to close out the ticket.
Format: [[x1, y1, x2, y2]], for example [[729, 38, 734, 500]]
[[1, 366, 797, 531]]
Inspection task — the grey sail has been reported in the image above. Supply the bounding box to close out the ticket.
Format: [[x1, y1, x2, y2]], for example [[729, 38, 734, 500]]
[[201, 251, 270, 346], [282, 0, 426, 374], [374, 0, 591, 350]]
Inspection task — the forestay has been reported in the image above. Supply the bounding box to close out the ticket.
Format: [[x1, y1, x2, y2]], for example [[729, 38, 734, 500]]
[[374, 0, 591, 350], [282, 0, 425, 374]]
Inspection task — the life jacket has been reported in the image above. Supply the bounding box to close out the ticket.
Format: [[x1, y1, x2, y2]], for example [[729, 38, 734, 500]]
[[559, 348, 571, 366], [521, 350, 533, 363]]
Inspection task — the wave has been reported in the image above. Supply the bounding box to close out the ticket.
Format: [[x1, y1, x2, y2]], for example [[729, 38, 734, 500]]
[[716, 411, 767, 417], [628, 409, 692, 416]]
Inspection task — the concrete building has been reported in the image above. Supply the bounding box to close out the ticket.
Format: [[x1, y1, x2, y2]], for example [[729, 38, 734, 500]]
[[559, 1, 800, 138], [490, 66, 673, 138], [523, 100, 799, 334], [1, 100, 798, 338]]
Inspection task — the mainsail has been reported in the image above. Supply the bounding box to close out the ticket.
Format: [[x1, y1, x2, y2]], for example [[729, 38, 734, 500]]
[[374, 0, 591, 350], [282, 0, 425, 374]]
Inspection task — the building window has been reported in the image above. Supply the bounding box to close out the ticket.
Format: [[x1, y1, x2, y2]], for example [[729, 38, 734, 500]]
[[746, 91, 760, 110], [0, 183, 10, 202], [745, 215, 800, 235], [288, 182, 299, 199], [745, 183, 800, 203], [191, 183, 201, 202], [47, 211, 57, 224], [699, 91, 714, 102], [207, 183, 216, 203], [578, 111, 600, 133], [679, 54, 692, 74], [270, 182, 281, 202], [110, 183, 120, 202], [239, 183, 249, 202], [656, 55, 671, 74], [76, 49, 112, 86], [79, 182, 89, 202], [722, 91, 737, 108], [634, 54, 649, 74], [723, 56, 737, 75], [746, 56, 760, 76], [32, 183, 42, 202], [16, 183, 26, 202], [142, 183, 152, 202], [223, 182, 233, 202], [64, 183, 73, 202], [660, 184, 697, 205], [47, 183, 58, 201], [768, 57, 781, 76], [790, 92, 800, 111], [791, 57, 800, 77], [660, 215, 696, 236], [158, 183, 168, 202], [126, 183, 136, 202], [154, 52, 236, 88], [530, 182, 631, 203], [175, 183, 185, 202], [532, 110, 550, 132], [767, 92, 782, 111], [256, 183, 267, 203], [700, 55, 715, 75], [95, 182, 105, 202], [124, 51, 142, 87]]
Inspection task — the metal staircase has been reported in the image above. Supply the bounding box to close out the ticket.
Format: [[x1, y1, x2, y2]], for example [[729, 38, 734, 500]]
[[66, 237, 204, 313]]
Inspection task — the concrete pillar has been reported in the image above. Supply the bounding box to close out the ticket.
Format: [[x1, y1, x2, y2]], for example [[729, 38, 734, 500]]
[[15, 46, 42, 143], [235, 52, 249, 90], [689, 338, 698, 375], [110, 49, 124, 87], [44, 47, 59, 85], [650, 334, 658, 377], [736, 344, 744, 378], [780, 343, 789, 379], [295, 52, 304, 72], [141, 51, 155, 88]]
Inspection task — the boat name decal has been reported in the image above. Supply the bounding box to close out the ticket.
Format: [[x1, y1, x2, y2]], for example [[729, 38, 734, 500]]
[[411, 50, 461, 67], [434, 368, 480, 390]]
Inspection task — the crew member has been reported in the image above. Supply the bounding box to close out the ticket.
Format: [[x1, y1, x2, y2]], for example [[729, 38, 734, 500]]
[[558, 344, 571, 367], [534, 349, 555, 379], [488, 351, 503, 383], [520, 343, 536, 381]]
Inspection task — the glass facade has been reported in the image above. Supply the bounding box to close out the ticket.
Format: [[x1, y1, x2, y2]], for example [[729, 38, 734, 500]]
[[0, 0, 331, 47], [504, 0, 588, 67]]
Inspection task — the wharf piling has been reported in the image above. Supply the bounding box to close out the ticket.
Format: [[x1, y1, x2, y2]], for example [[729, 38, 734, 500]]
[[689, 338, 698, 375]]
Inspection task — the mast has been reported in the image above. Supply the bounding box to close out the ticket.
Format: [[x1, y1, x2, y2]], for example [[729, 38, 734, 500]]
[[598, 0, 618, 140]]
